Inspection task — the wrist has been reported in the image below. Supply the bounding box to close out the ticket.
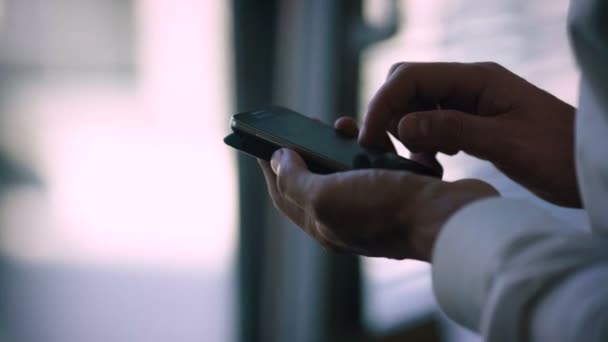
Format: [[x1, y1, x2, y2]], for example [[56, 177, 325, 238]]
[[421, 179, 499, 262]]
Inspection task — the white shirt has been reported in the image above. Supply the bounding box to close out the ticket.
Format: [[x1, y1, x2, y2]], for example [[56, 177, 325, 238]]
[[431, 0, 608, 341]]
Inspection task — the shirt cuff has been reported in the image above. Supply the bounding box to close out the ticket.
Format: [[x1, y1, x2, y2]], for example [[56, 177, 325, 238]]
[[431, 197, 564, 331]]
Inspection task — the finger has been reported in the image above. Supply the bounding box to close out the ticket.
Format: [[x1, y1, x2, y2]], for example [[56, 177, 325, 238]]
[[335, 116, 396, 152], [261, 158, 348, 252], [334, 116, 359, 138], [262, 157, 360, 256], [271, 148, 324, 210], [260, 159, 318, 225], [386, 62, 405, 79], [310, 116, 324, 124], [398, 109, 501, 160], [357, 128, 396, 151], [360, 62, 507, 148], [258, 159, 280, 199], [409, 152, 444, 175]]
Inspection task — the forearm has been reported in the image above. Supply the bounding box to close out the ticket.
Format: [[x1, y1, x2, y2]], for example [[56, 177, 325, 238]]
[[432, 198, 608, 341]]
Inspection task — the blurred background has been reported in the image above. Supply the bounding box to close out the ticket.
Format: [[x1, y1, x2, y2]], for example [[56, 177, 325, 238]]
[[0, 0, 586, 341]]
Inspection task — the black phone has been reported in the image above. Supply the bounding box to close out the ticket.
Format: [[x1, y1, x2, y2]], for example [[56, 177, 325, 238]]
[[224, 106, 441, 177]]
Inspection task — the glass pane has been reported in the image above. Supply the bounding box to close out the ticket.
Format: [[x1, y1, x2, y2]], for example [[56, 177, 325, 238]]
[[0, 1, 235, 341], [360, 0, 584, 337], [0, 1, 5, 28]]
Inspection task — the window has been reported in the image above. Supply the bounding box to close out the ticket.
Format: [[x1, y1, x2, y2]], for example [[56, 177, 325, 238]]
[[0, 1, 5, 28], [0, 1, 235, 341]]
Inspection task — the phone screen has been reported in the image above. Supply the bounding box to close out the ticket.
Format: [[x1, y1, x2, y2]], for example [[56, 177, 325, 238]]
[[233, 107, 371, 170]]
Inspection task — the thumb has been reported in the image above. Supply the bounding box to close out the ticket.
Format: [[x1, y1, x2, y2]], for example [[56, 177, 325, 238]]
[[271, 148, 321, 207], [398, 110, 498, 159], [271, 148, 308, 176]]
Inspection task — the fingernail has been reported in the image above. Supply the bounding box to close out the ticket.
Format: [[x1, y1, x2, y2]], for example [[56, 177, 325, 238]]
[[270, 149, 283, 174]]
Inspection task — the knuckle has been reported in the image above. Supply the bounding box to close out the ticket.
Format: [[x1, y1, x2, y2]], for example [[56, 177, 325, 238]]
[[387, 62, 406, 78], [391, 62, 418, 78], [474, 61, 505, 74]]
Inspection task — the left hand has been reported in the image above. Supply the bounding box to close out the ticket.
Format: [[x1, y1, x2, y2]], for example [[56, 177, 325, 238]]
[[259, 148, 498, 262]]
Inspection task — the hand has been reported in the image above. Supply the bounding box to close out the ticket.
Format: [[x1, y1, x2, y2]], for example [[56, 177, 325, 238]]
[[357, 62, 579, 207], [258, 148, 498, 262]]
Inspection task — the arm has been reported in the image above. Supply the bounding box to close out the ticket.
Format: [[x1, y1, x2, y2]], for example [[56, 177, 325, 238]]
[[258, 61, 596, 340], [353, 61, 606, 339], [433, 198, 608, 341]]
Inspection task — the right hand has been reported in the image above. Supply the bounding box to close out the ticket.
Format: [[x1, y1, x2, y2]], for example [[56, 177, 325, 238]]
[[353, 62, 579, 207]]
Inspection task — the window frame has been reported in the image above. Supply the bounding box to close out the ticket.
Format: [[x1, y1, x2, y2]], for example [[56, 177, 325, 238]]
[[232, 1, 440, 341]]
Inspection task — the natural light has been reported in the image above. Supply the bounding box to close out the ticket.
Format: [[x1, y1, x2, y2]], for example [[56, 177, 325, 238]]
[[0, 1, 236, 272]]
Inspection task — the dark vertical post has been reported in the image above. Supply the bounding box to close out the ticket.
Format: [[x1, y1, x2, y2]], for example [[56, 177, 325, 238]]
[[231, 0, 399, 341], [231, 1, 278, 342]]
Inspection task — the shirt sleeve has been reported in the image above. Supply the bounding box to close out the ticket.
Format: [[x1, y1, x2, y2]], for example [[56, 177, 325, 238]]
[[432, 197, 608, 342]]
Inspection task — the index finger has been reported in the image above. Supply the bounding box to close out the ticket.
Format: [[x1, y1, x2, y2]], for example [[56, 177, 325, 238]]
[[359, 62, 501, 148]]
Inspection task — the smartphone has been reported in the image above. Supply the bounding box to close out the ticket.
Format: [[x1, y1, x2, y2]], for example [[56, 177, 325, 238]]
[[224, 106, 441, 177]]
